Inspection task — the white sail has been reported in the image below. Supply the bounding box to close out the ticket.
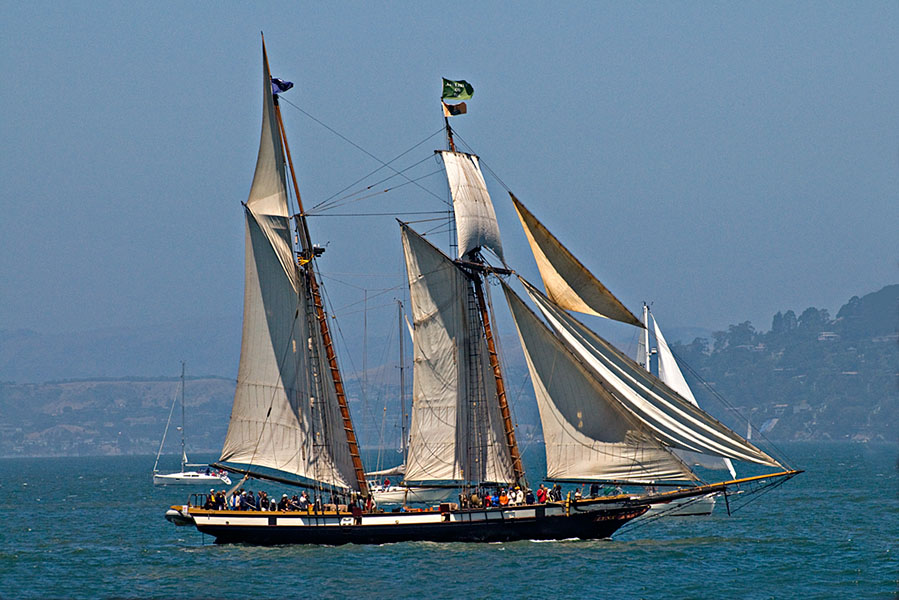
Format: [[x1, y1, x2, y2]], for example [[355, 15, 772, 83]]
[[437, 150, 504, 261], [218, 50, 360, 492], [401, 225, 513, 484], [510, 194, 642, 326], [503, 282, 696, 482], [652, 317, 737, 477], [520, 278, 782, 468]]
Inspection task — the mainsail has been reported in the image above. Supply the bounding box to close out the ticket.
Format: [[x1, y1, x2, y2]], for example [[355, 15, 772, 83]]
[[400, 224, 514, 485], [437, 150, 504, 261], [218, 46, 361, 492], [510, 193, 642, 326]]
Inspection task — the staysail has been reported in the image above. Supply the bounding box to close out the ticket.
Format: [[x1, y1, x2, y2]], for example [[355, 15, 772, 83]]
[[218, 47, 360, 492], [520, 278, 781, 468], [400, 224, 514, 485], [510, 193, 642, 327], [652, 316, 737, 477], [437, 150, 504, 261], [503, 281, 696, 482]]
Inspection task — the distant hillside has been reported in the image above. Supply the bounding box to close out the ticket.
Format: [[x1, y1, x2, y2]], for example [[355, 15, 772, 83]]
[[0, 315, 241, 384], [0, 285, 894, 457], [672, 285, 898, 442], [0, 377, 235, 457]]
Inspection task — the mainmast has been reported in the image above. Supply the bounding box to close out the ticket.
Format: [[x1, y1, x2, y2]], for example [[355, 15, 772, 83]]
[[440, 77, 524, 487], [472, 272, 525, 485], [265, 42, 368, 496]]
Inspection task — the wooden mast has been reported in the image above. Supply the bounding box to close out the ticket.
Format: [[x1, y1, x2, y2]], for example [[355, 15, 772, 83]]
[[442, 82, 524, 486], [265, 42, 368, 496], [472, 273, 525, 485]]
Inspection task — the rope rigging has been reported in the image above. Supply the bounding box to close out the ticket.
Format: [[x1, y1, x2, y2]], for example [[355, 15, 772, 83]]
[[277, 95, 450, 210]]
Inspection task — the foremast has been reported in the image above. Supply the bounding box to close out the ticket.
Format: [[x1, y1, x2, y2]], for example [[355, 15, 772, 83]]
[[217, 38, 366, 497], [267, 45, 368, 497]]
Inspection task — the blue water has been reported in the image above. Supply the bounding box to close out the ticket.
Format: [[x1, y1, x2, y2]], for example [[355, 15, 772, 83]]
[[1, 442, 896, 599]]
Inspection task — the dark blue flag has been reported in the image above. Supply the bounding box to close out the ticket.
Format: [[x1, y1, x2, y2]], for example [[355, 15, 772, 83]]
[[271, 78, 294, 96]]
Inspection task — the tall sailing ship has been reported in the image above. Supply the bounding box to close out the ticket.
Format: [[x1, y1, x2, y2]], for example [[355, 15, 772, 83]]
[[164, 40, 800, 545]]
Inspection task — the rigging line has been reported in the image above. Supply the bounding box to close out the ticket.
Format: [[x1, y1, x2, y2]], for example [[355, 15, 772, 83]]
[[336, 301, 398, 318], [311, 155, 439, 213], [309, 210, 448, 218], [367, 309, 400, 459], [450, 130, 514, 194], [672, 349, 792, 468], [319, 272, 400, 291], [726, 474, 793, 515], [325, 284, 405, 313], [311, 126, 445, 211], [313, 168, 446, 213], [404, 215, 453, 224], [153, 380, 182, 473], [420, 219, 454, 237], [277, 95, 449, 209]]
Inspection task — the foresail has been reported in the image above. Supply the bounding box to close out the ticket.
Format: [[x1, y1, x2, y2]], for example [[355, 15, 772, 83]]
[[503, 281, 695, 482], [653, 317, 736, 477], [219, 211, 359, 491], [218, 48, 360, 492], [522, 278, 782, 468], [510, 194, 642, 327], [437, 151, 504, 261], [401, 225, 513, 484]]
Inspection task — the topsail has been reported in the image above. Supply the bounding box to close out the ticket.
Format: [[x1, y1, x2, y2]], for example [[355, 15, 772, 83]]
[[437, 150, 504, 261]]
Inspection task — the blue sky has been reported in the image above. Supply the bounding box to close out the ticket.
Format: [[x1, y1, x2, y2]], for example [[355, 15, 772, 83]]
[[2, 1, 897, 351]]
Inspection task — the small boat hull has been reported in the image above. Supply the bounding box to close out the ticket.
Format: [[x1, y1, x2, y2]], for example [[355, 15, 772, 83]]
[[153, 471, 232, 486], [644, 493, 717, 517], [371, 485, 455, 505], [176, 499, 647, 546]]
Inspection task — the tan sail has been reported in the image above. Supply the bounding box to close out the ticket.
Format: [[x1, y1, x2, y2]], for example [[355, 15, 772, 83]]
[[510, 193, 641, 326]]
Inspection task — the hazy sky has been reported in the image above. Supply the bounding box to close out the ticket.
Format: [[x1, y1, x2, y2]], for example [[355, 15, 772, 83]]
[[3, 2, 897, 349]]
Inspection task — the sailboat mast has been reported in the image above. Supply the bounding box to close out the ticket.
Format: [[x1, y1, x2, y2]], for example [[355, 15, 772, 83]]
[[398, 300, 407, 465], [444, 117, 456, 152], [642, 304, 651, 372], [265, 46, 368, 496], [179, 361, 186, 472], [472, 274, 525, 485]]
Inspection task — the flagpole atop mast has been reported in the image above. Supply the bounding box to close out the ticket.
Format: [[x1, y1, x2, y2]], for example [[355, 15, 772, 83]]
[[445, 116, 457, 152]]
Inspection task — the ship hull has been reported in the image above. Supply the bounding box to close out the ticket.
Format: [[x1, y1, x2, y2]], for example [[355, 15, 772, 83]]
[[172, 500, 647, 546]]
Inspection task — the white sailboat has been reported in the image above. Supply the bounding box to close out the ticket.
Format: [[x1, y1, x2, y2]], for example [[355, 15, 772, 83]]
[[153, 363, 231, 486], [636, 305, 728, 516]]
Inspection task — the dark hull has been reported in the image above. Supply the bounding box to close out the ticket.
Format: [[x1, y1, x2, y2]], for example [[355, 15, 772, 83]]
[[193, 505, 646, 546]]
